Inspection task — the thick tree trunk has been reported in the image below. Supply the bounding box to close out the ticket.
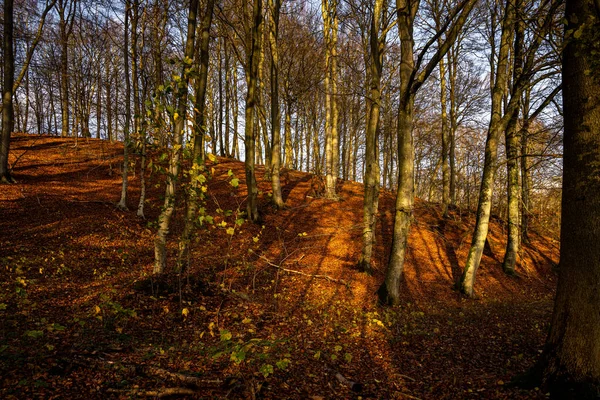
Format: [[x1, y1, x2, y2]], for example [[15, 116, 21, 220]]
[[378, 102, 413, 305], [0, 0, 15, 183], [537, 0, 600, 396], [153, 0, 200, 274]]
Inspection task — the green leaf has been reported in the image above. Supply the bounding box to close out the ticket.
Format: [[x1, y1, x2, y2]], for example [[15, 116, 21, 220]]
[[227, 169, 234, 177], [344, 353, 353, 363], [259, 364, 274, 378], [24, 330, 44, 339], [230, 349, 246, 364], [226, 227, 235, 236], [230, 178, 239, 188], [51, 323, 66, 331], [220, 329, 232, 342], [276, 358, 290, 370], [0, 303, 7, 310]]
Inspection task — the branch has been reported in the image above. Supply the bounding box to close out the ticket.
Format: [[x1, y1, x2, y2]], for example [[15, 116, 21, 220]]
[[257, 254, 350, 287]]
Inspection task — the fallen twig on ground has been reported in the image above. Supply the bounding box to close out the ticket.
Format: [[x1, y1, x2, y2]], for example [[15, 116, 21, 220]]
[[257, 253, 350, 287]]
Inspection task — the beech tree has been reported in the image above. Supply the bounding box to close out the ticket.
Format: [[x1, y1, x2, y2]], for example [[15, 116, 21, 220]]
[[153, 0, 200, 274], [534, 0, 600, 396], [378, 0, 477, 306], [1, 0, 15, 184], [357, 0, 389, 273]]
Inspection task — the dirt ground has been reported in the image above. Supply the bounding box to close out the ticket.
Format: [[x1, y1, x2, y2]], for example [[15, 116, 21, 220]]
[[0, 134, 559, 399]]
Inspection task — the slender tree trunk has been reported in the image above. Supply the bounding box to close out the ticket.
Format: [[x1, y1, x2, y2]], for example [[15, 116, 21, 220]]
[[501, 0, 525, 274], [322, 0, 339, 200], [520, 91, 531, 244], [224, 41, 231, 157], [117, 1, 132, 211], [244, 0, 263, 223], [537, 0, 600, 395], [284, 100, 293, 169], [233, 66, 240, 159], [440, 55, 450, 217], [269, 0, 284, 208], [501, 108, 520, 274], [177, 0, 215, 273], [58, 0, 75, 138], [154, 0, 200, 274], [358, 0, 386, 273], [0, 0, 15, 183], [105, 60, 113, 142], [460, 0, 515, 296]]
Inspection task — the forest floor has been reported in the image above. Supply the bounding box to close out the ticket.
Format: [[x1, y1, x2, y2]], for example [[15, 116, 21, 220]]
[[1, 134, 559, 399]]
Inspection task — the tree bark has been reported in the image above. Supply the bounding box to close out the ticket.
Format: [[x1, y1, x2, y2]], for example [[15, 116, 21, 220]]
[[117, 0, 132, 211], [269, 0, 285, 209], [537, 0, 600, 396], [0, 0, 15, 183], [502, 0, 525, 274], [244, 0, 263, 223], [153, 0, 200, 274], [358, 0, 386, 273], [177, 0, 215, 273]]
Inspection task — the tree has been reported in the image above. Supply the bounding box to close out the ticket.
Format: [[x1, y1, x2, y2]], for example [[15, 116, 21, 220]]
[[322, 0, 340, 200], [117, 0, 133, 211], [243, 0, 263, 223], [460, 0, 561, 295], [1, 0, 16, 183], [357, 0, 388, 273], [534, 0, 600, 396], [177, 0, 216, 273], [153, 0, 200, 274], [268, 0, 285, 209], [378, 0, 477, 306]]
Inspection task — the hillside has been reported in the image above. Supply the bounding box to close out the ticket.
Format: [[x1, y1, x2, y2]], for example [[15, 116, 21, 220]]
[[1, 134, 559, 399]]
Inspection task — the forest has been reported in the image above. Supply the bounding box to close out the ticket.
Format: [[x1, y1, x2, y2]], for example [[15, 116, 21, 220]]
[[0, 0, 599, 398]]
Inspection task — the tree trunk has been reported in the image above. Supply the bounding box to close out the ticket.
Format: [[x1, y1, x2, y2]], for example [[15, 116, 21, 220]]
[[269, 0, 284, 208], [358, 0, 386, 273], [322, 0, 339, 200], [117, 0, 132, 211], [244, 0, 263, 223], [501, 108, 520, 274], [460, 0, 515, 296], [537, 0, 600, 395], [154, 0, 200, 274], [502, 1, 525, 274], [0, 0, 15, 183], [177, 0, 215, 273]]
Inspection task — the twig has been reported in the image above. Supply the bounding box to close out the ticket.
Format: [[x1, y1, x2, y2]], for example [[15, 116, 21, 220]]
[[141, 366, 223, 387], [257, 254, 350, 287], [397, 374, 416, 382], [396, 392, 422, 400], [106, 387, 197, 397]]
